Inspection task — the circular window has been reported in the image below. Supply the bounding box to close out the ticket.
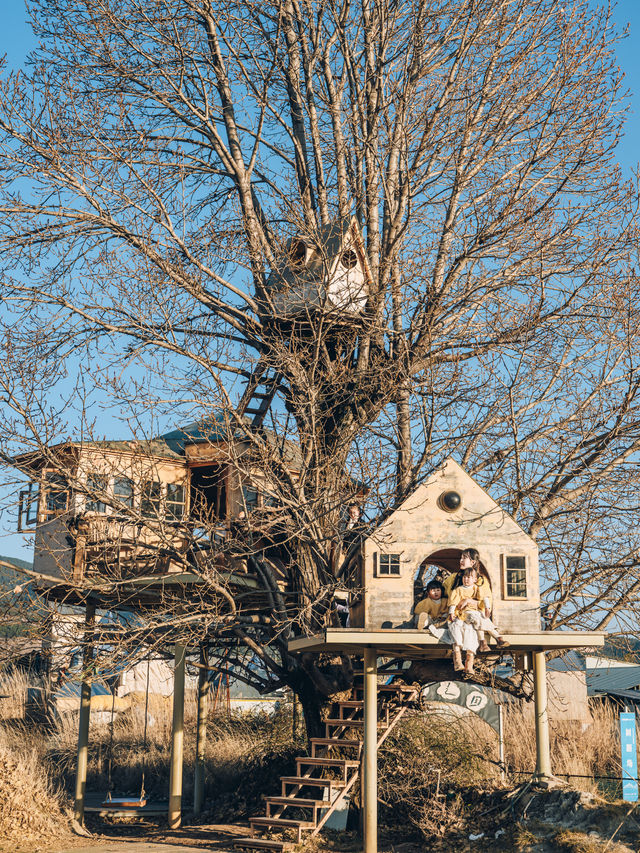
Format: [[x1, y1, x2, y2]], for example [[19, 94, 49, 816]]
[[290, 239, 307, 267], [340, 249, 358, 270], [438, 490, 462, 512]]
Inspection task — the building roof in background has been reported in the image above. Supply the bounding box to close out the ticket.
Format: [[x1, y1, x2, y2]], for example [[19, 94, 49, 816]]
[[585, 661, 640, 696]]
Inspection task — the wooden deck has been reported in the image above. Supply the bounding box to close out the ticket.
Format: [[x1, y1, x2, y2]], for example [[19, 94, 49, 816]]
[[288, 628, 605, 657]]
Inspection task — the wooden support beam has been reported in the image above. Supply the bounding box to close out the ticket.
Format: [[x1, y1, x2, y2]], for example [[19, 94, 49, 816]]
[[533, 650, 552, 782], [363, 647, 377, 853], [73, 603, 96, 827], [168, 642, 186, 829], [193, 645, 209, 816]]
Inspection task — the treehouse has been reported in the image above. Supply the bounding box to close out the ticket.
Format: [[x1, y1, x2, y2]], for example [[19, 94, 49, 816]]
[[348, 458, 541, 633], [264, 215, 370, 320], [14, 417, 297, 592]]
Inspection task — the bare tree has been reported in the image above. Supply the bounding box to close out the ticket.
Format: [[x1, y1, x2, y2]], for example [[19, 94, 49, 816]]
[[1, 0, 639, 731]]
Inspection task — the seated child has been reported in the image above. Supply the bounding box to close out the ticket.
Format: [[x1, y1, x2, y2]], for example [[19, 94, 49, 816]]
[[414, 580, 447, 632], [448, 568, 509, 674]]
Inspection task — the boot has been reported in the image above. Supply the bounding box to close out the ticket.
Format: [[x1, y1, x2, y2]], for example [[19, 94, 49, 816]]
[[496, 637, 510, 648], [452, 646, 463, 671], [478, 639, 491, 653], [464, 651, 475, 675]]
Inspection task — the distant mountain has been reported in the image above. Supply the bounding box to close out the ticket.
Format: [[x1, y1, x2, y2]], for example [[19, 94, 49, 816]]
[[0, 555, 36, 638], [601, 635, 640, 663]]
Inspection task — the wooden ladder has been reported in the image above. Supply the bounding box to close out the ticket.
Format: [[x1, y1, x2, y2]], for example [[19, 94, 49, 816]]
[[237, 359, 283, 430], [233, 682, 418, 852]]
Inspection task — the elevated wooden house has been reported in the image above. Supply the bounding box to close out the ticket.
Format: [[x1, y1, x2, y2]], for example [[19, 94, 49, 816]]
[[350, 458, 540, 633], [264, 215, 370, 319], [14, 417, 297, 591]]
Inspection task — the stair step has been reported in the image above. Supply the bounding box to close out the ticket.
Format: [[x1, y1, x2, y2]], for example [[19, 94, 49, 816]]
[[250, 817, 315, 829], [310, 737, 361, 749], [234, 838, 290, 851], [280, 775, 344, 788], [265, 796, 328, 808], [325, 718, 386, 728], [297, 757, 359, 768], [337, 700, 364, 708]]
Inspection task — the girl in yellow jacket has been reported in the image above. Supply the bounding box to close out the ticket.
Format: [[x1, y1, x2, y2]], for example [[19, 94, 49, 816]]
[[449, 569, 509, 673]]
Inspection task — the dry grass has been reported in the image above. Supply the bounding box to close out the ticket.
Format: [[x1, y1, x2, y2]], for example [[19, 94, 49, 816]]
[[552, 828, 633, 853], [0, 668, 30, 720], [0, 726, 69, 844], [0, 668, 634, 848], [504, 704, 622, 792]]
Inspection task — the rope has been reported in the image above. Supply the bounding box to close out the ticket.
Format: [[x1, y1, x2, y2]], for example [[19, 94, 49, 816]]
[[139, 656, 151, 801], [105, 685, 116, 801]]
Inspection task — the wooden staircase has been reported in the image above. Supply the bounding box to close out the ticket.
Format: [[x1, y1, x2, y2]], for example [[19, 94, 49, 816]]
[[233, 682, 418, 851]]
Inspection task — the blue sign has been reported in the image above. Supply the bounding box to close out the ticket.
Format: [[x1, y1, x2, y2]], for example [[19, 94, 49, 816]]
[[620, 712, 638, 802]]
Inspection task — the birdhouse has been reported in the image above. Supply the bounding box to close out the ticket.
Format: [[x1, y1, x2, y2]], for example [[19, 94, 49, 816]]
[[349, 459, 541, 633], [264, 215, 370, 319]]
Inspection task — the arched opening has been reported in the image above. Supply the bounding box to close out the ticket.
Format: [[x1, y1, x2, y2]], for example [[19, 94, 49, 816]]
[[414, 548, 491, 606]]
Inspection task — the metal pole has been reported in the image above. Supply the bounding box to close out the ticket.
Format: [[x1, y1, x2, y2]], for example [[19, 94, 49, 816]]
[[498, 704, 505, 782], [73, 603, 96, 826], [168, 642, 186, 829], [363, 647, 377, 853], [533, 650, 552, 782], [193, 645, 209, 816]]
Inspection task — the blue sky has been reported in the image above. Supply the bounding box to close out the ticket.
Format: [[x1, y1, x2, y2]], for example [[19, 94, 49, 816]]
[[0, 1, 638, 562]]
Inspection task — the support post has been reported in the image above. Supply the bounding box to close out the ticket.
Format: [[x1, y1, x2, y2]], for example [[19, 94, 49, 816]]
[[73, 603, 96, 827], [533, 650, 552, 782], [168, 642, 186, 829], [193, 645, 209, 816], [363, 647, 377, 853], [497, 704, 505, 781]]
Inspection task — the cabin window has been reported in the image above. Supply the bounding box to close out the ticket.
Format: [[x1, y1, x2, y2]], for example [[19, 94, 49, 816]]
[[44, 472, 69, 519], [18, 481, 39, 529], [503, 555, 527, 599], [242, 486, 259, 512], [190, 465, 226, 523], [113, 476, 134, 510], [340, 249, 358, 270], [86, 473, 108, 513], [290, 239, 307, 267], [141, 480, 162, 518], [377, 553, 401, 576], [166, 484, 185, 520]]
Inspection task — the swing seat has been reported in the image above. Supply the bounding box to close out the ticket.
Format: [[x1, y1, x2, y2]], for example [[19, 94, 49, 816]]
[[101, 795, 147, 808]]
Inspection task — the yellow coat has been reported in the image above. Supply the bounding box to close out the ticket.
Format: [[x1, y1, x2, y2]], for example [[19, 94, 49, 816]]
[[414, 596, 447, 625], [448, 584, 486, 619]]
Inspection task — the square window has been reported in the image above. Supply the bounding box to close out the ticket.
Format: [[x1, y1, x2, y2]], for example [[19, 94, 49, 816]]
[[504, 556, 527, 598], [166, 483, 185, 520], [379, 553, 400, 576], [86, 473, 108, 514], [141, 481, 162, 518]]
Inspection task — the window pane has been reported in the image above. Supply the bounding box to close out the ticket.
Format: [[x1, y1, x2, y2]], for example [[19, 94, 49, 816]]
[[113, 477, 134, 509], [141, 481, 162, 518], [379, 554, 400, 576], [166, 483, 185, 520], [86, 473, 108, 513], [505, 556, 527, 597], [45, 472, 68, 515], [242, 486, 259, 511]]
